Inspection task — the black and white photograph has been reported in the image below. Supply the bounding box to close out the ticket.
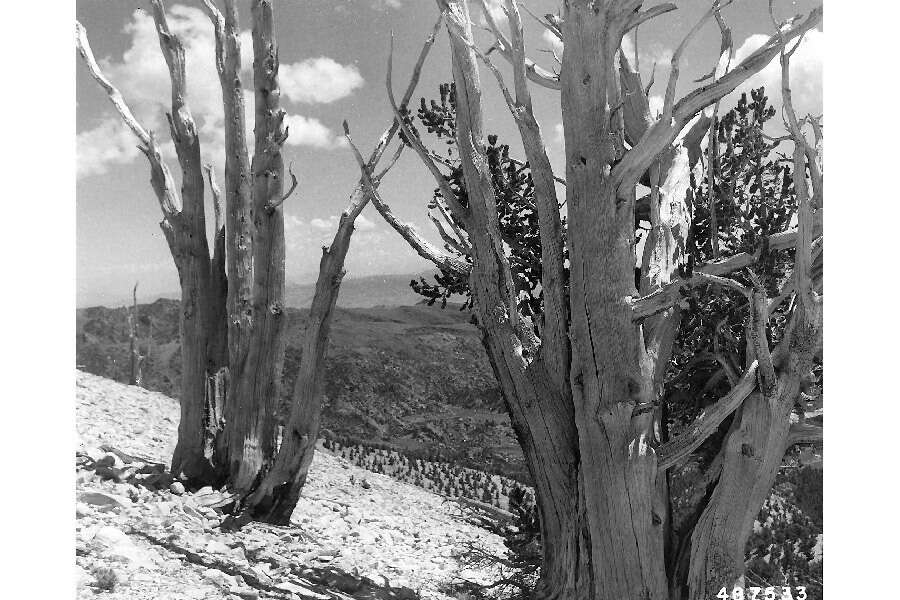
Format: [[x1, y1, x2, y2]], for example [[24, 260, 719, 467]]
[[8, 0, 884, 598]]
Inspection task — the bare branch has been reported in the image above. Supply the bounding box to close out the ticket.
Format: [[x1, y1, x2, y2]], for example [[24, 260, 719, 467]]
[[266, 162, 298, 213], [632, 270, 750, 321], [75, 22, 152, 148], [615, 6, 822, 190], [704, 7, 733, 259], [75, 20, 181, 218], [386, 31, 469, 221], [475, 0, 561, 90], [361, 13, 445, 178], [625, 3, 678, 33], [433, 198, 468, 246], [658, 361, 760, 470], [462, 36, 520, 117], [519, 4, 561, 40], [774, 7, 821, 308], [344, 123, 470, 278], [373, 142, 405, 183], [631, 222, 823, 320], [748, 288, 777, 394], [663, 1, 735, 121], [484, 0, 570, 386], [429, 211, 471, 256]]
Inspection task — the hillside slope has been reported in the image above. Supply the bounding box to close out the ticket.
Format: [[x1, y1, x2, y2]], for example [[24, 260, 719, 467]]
[[76, 299, 526, 479], [75, 371, 505, 599]]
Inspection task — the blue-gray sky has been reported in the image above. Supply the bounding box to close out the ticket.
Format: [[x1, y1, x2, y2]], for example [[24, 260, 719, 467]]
[[76, 0, 822, 306]]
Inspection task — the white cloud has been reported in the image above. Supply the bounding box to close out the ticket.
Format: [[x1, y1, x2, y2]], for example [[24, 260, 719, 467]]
[[284, 115, 348, 149], [542, 29, 563, 55], [372, 0, 403, 9], [310, 216, 337, 231], [355, 213, 376, 231], [552, 122, 564, 146], [280, 57, 364, 104], [78, 5, 357, 180], [77, 117, 144, 178], [309, 212, 375, 233], [478, 0, 508, 28], [727, 29, 823, 119]]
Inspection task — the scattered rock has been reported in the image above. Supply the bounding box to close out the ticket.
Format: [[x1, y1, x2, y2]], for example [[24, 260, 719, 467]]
[[230, 587, 260, 600], [96, 452, 125, 469], [75, 502, 93, 517], [204, 539, 232, 555], [276, 581, 329, 599], [75, 370, 508, 600], [78, 490, 131, 510]]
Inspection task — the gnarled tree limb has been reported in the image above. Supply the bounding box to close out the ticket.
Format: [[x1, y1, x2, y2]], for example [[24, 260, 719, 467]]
[[75, 21, 181, 218], [344, 123, 470, 278], [658, 361, 759, 470]]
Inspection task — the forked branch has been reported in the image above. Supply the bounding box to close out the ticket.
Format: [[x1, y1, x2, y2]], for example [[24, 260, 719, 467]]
[[344, 123, 470, 278], [615, 6, 822, 190], [386, 30, 469, 222], [658, 361, 760, 470]]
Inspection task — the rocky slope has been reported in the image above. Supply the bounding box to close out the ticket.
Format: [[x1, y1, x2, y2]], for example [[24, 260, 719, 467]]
[[75, 371, 506, 600]]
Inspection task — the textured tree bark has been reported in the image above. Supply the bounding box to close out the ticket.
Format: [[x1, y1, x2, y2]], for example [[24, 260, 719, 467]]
[[558, 3, 669, 597], [217, 0, 287, 493], [148, 0, 224, 484], [687, 307, 820, 598], [237, 195, 362, 523]]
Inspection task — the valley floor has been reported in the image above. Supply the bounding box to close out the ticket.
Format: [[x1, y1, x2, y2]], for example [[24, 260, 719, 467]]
[[75, 371, 505, 600]]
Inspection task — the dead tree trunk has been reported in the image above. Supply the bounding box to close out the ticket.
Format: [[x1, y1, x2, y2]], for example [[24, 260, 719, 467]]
[[128, 281, 143, 387], [235, 19, 443, 525], [375, 1, 822, 598]]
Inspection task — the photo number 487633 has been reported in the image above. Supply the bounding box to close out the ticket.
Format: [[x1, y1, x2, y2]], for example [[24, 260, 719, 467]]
[[717, 586, 808, 600]]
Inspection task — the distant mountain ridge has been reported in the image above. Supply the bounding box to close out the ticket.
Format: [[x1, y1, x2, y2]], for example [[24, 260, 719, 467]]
[[78, 271, 446, 309]]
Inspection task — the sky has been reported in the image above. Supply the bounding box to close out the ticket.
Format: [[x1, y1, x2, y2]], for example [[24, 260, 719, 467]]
[[75, 0, 823, 306]]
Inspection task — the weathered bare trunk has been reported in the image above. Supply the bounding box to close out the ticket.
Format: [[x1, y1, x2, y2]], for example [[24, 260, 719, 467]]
[[128, 282, 142, 386], [215, 0, 287, 493], [558, 3, 669, 597], [237, 205, 357, 524], [478, 339, 593, 599], [145, 0, 224, 484], [232, 18, 441, 523]]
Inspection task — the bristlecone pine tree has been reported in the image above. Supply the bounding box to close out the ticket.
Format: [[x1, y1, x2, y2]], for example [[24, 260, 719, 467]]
[[75, 0, 439, 524], [348, 1, 823, 598]]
